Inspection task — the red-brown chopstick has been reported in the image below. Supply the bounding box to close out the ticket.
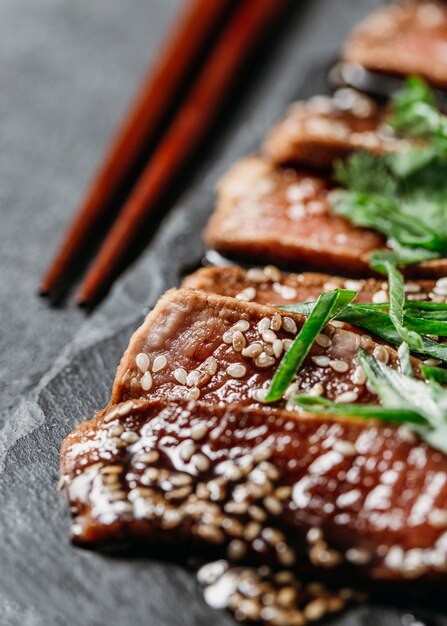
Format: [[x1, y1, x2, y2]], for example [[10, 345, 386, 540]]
[[77, 0, 289, 305], [39, 0, 234, 296]]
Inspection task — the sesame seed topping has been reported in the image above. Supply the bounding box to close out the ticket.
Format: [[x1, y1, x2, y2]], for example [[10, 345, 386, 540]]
[[434, 277, 447, 295], [335, 391, 358, 404], [174, 367, 187, 385], [227, 539, 247, 561], [428, 508, 447, 528], [372, 289, 388, 304], [232, 320, 250, 332], [193, 453, 210, 472], [315, 333, 332, 348], [373, 345, 389, 364], [186, 370, 201, 387], [271, 313, 282, 331], [236, 287, 256, 301], [346, 548, 371, 565], [262, 329, 277, 344], [258, 317, 271, 332], [226, 363, 247, 379], [351, 365, 366, 385], [264, 496, 283, 516], [121, 431, 139, 444], [223, 330, 234, 344], [312, 355, 330, 367], [141, 371, 153, 391], [188, 387, 201, 401], [255, 353, 276, 368], [190, 423, 208, 441], [333, 440, 357, 456], [282, 317, 297, 335], [152, 355, 167, 372], [304, 598, 327, 621], [135, 352, 150, 373], [232, 331, 246, 352], [329, 359, 349, 373], [242, 342, 263, 358]]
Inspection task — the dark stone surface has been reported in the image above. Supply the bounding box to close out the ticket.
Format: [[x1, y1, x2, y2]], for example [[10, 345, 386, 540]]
[[1, 1, 446, 625]]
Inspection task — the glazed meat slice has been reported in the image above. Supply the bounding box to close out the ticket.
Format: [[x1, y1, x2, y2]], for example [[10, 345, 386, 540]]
[[203, 155, 384, 276], [263, 90, 410, 169], [182, 265, 439, 307], [342, 0, 447, 89], [203, 156, 447, 277], [111, 287, 405, 410], [61, 397, 447, 588]]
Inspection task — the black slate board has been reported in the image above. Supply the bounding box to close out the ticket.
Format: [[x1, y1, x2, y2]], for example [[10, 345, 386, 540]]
[[2, 1, 447, 625]]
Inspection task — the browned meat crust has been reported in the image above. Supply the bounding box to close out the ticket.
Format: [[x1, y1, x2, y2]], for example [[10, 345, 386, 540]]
[[182, 265, 438, 307], [342, 0, 447, 88], [110, 287, 411, 413], [61, 398, 447, 588], [203, 156, 447, 277], [263, 91, 410, 169]]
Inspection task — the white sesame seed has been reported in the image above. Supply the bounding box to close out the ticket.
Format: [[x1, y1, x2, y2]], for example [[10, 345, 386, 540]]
[[236, 287, 256, 301], [282, 317, 297, 334], [344, 279, 364, 291], [232, 330, 246, 352], [203, 356, 218, 375], [188, 386, 201, 400], [186, 370, 201, 387], [226, 363, 247, 379], [404, 282, 422, 293], [272, 339, 284, 358], [335, 391, 358, 404], [262, 329, 277, 343], [196, 524, 224, 544], [304, 598, 327, 621], [271, 312, 282, 331], [241, 342, 263, 358], [174, 367, 187, 385], [434, 277, 447, 295], [222, 330, 234, 344], [307, 527, 323, 544], [136, 352, 150, 373], [232, 319, 250, 332], [312, 355, 330, 367], [227, 539, 247, 561], [255, 353, 276, 368], [372, 289, 388, 304], [193, 453, 210, 472], [308, 383, 324, 396], [264, 265, 282, 281], [329, 359, 349, 373], [346, 548, 371, 564], [180, 441, 196, 462], [247, 268, 267, 283], [428, 508, 447, 528], [152, 355, 167, 372], [190, 423, 208, 441], [316, 333, 332, 348], [254, 388, 268, 402], [264, 496, 283, 515], [141, 371, 153, 391], [121, 431, 139, 444], [333, 439, 357, 456], [258, 317, 271, 332]]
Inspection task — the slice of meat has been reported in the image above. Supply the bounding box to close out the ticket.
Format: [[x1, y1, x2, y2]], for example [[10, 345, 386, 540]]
[[203, 155, 384, 275], [263, 90, 411, 169], [203, 155, 447, 277], [111, 287, 405, 411], [182, 265, 439, 307], [61, 397, 447, 588], [342, 0, 447, 89]]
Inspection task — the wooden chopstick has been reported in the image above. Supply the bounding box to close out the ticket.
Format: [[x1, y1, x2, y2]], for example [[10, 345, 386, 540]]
[[77, 0, 289, 305], [39, 0, 234, 296]]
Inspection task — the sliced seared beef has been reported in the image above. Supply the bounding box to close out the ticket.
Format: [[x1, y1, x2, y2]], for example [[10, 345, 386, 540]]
[[203, 156, 447, 277], [111, 287, 406, 410], [61, 397, 447, 588], [342, 0, 447, 89], [203, 155, 384, 275], [182, 265, 439, 307], [263, 90, 410, 169]]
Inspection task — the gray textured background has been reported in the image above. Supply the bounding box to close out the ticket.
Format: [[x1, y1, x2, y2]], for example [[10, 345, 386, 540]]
[[2, 1, 444, 625]]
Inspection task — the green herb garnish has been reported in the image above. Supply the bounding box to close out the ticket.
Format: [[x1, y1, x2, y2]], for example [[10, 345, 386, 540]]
[[295, 348, 447, 454], [264, 289, 356, 402], [281, 300, 447, 362], [331, 77, 447, 265]]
